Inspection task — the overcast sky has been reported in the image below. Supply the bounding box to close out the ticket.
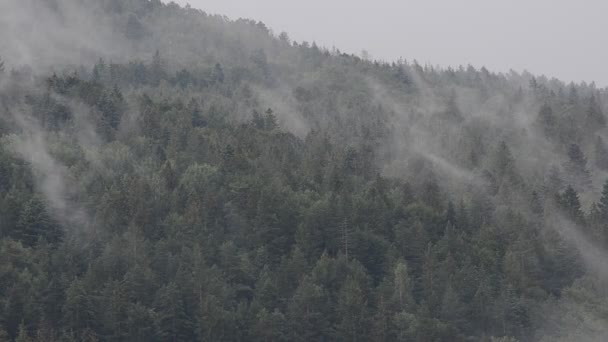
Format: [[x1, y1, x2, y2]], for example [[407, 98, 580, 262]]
[[167, 0, 608, 87]]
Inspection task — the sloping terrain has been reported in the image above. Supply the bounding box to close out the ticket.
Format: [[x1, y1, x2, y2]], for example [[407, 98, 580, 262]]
[[1, 0, 608, 341]]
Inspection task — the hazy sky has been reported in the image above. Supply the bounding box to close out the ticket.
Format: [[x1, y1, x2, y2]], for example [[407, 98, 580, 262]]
[[167, 0, 608, 87]]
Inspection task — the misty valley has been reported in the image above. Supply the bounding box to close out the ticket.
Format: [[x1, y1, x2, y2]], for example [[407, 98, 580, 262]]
[[1, 0, 608, 341]]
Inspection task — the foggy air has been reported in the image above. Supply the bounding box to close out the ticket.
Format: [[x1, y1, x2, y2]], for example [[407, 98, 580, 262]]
[[0, 0, 607, 341]]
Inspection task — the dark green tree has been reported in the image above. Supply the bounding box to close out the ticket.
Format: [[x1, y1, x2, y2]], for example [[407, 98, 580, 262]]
[[537, 103, 556, 137], [155, 283, 196, 342], [594, 179, 608, 242], [594, 136, 608, 170], [564, 143, 592, 191], [15, 196, 61, 246], [585, 93, 605, 129], [557, 186, 585, 224], [287, 276, 333, 341]]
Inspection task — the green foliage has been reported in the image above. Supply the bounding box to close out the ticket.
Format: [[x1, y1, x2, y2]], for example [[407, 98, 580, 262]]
[[0, 1, 606, 341], [564, 143, 592, 191]]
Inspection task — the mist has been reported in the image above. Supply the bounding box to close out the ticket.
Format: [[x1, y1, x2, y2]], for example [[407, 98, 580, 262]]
[[0, 0, 607, 341], [169, 0, 608, 87]]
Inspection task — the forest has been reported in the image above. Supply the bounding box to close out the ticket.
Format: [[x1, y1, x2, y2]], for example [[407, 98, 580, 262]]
[[1, 0, 608, 341]]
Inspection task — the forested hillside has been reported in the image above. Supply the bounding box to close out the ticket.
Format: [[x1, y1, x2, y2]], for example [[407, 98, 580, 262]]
[[1, 0, 608, 341]]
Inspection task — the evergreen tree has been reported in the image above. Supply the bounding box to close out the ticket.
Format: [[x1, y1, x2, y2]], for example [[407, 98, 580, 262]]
[[155, 283, 195, 341], [264, 108, 278, 130], [568, 84, 579, 105], [598, 179, 608, 215], [594, 136, 608, 170], [1, 3, 608, 340], [150, 50, 167, 85], [492, 141, 520, 185], [92, 58, 106, 82], [188, 99, 205, 127], [391, 260, 415, 311], [585, 93, 605, 129], [337, 276, 369, 341], [212, 63, 224, 83], [544, 165, 564, 194], [557, 186, 585, 224], [439, 283, 466, 328], [62, 279, 98, 332], [564, 143, 592, 191], [530, 191, 543, 216], [443, 89, 463, 122], [287, 276, 332, 341], [253, 308, 288, 342], [15, 196, 61, 246], [537, 103, 556, 137]]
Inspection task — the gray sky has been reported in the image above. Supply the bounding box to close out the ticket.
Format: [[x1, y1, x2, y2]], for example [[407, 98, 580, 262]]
[[168, 0, 608, 87]]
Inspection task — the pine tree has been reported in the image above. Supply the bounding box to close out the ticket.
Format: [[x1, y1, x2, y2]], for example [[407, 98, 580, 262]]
[[471, 280, 493, 333], [160, 160, 177, 191], [340, 217, 351, 259], [537, 103, 556, 137], [98, 85, 124, 133], [254, 266, 280, 310], [101, 280, 128, 341], [594, 136, 608, 170], [557, 186, 584, 224], [585, 93, 605, 129], [564, 143, 592, 191], [264, 108, 278, 130], [287, 276, 332, 341], [440, 283, 466, 327], [530, 191, 543, 216], [529, 77, 538, 93], [421, 245, 440, 310], [492, 141, 520, 185], [568, 84, 579, 105], [445, 201, 456, 226], [63, 279, 98, 332], [395, 65, 411, 87], [15, 196, 61, 246], [391, 260, 415, 311], [188, 99, 205, 127], [150, 50, 167, 85], [598, 179, 608, 223], [92, 58, 106, 82], [443, 89, 463, 122], [155, 282, 195, 341], [544, 165, 563, 194], [253, 308, 288, 342], [337, 276, 368, 341]]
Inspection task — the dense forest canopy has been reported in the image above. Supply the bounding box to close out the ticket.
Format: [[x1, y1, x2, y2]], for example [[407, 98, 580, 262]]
[[1, 0, 608, 341]]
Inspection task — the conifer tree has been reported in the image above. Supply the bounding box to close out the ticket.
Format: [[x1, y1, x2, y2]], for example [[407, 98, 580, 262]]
[[594, 136, 608, 170], [564, 143, 592, 191]]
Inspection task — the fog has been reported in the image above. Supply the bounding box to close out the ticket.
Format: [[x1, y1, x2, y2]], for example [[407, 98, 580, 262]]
[[0, 0, 607, 340], [169, 0, 608, 87]]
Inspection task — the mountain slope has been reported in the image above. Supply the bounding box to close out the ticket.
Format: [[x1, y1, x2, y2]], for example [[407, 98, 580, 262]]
[[0, 0, 608, 341]]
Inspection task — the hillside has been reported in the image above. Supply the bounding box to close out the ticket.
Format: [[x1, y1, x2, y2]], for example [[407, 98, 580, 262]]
[[1, 0, 608, 341]]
